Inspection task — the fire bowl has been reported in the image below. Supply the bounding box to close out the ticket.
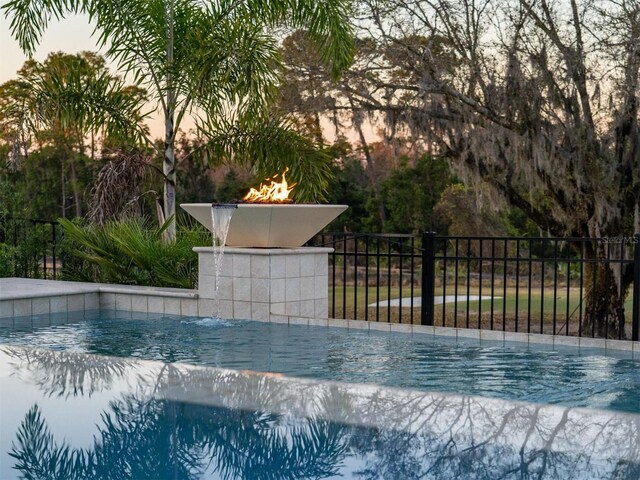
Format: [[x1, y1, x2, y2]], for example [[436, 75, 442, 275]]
[[180, 203, 347, 248]]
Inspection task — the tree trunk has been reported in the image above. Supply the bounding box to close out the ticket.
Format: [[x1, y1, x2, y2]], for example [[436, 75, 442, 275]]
[[163, 113, 176, 240], [69, 158, 82, 218], [163, 0, 176, 242], [355, 123, 386, 229], [581, 243, 633, 339], [61, 162, 66, 218]]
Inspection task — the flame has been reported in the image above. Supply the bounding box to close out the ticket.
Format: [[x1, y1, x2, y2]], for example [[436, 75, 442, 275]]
[[243, 168, 296, 203]]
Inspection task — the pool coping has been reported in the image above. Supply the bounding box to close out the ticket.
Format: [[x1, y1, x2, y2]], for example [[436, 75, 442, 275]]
[[0, 278, 197, 300], [1, 278, 638, 355]]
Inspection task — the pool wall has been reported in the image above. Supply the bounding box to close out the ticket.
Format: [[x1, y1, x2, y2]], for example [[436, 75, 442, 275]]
[[1, 277, 639, 354], [0, 279, 199, 318]]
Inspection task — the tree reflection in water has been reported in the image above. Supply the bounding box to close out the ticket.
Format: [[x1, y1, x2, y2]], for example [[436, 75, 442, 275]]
[[4, 346, 640, 480], [11, 402, 349, 479]]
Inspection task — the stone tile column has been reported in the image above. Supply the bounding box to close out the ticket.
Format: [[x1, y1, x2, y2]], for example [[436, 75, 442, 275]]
[[194, 247, 332, 321]]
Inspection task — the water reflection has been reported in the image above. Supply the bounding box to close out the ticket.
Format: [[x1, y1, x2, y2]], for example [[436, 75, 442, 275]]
[[2, 346, 132, 398], [3, 314, 640, 413], [2, 346, 640, 479], [10, 403, 350, 480]]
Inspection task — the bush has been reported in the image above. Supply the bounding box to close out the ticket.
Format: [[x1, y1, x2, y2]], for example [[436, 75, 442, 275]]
[[59, 217, 210, 288]]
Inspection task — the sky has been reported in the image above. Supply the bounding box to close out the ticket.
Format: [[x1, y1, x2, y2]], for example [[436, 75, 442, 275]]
[[0, 13, 102, 83], [0, 12, 368, 144]]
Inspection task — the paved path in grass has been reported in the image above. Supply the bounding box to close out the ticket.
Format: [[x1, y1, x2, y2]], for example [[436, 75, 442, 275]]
[[369, 295, 501, 308]]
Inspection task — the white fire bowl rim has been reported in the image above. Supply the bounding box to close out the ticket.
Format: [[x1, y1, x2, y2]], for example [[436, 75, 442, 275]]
[[180, 203, 348, 248]]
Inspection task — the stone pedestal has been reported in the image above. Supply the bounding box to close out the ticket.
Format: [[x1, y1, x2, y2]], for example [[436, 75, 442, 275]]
[[194, 247, 332, 321]]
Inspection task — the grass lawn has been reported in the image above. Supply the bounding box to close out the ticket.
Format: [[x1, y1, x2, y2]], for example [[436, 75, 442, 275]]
[[330, 284, 636, 335]]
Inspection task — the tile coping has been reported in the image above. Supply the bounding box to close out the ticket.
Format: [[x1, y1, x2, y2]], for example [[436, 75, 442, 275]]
[[267, 316, 639, 354], [193, 247, 334, 255], [0, 278, 197, 300]]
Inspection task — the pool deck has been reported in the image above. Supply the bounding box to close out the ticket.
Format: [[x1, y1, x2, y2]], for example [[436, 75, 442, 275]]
[[0, 277, 197, 299], [1, 277, 638, 355]]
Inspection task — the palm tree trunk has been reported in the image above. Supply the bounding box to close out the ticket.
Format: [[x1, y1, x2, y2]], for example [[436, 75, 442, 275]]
[[61, 162, 66, 218], [69, 158, 82, 218], [163, 0, 176, 242], [163, 113, 176, 240]]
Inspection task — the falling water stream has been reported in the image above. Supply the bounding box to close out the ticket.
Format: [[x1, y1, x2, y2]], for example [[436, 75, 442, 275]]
[[210, 204, 237, 317]]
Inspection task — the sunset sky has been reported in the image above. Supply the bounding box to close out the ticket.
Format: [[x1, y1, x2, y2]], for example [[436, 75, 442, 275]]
[[0, 14, 102, 84], [0, 12, 366, 143]]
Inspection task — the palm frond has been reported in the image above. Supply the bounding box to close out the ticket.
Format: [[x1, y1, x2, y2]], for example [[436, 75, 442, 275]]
[[59, 217, 208, 287], [198, 116, 332, 202], [227, 0, 354, 78], [187, 15, 281, 123]]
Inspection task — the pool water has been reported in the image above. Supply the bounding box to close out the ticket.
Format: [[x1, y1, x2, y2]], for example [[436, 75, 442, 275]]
[[1, 311, 639, 414], [3, 346, 637, 480]]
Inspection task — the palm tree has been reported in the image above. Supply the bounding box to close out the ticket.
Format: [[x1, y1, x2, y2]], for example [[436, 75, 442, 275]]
[[0, 52, 149, 217], [3, 0, 353, 241]]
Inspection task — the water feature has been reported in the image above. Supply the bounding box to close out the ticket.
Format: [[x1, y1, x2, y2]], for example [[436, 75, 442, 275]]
[[209, 204, 237, 317]]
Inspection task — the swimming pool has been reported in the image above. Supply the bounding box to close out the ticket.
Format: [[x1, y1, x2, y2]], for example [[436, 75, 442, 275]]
[[1, 310, 639, 414], [1, 345, 639, 480]]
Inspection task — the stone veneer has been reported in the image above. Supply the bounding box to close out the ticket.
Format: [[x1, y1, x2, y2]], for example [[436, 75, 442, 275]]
[[194, 247, 332, 322]]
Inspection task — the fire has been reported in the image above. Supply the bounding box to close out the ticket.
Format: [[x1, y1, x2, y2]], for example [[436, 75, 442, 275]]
[[243, 168, 296, 204]]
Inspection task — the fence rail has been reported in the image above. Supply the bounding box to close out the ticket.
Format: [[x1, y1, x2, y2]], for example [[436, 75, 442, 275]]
[[0, 215, 62, 279], [310, 232, 640, 341]]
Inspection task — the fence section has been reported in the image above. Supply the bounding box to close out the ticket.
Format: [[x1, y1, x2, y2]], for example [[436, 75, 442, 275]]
[[311, 233, 422, 324], [310, 233, 640, 340], [0, 215, 62, 279], [2, 219, 638, 340]]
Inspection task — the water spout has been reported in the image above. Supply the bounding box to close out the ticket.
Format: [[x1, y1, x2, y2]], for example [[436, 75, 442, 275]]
[[211, 204, 237, 246], [210, 204, 237, 317]]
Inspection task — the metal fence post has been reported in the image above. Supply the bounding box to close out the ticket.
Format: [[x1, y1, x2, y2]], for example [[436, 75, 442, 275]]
[[632, 234, 640, 342], [421, 232, 436, 326]]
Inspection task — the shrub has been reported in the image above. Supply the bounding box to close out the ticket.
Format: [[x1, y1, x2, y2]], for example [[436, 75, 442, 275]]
[[59, 217, 210, 288]]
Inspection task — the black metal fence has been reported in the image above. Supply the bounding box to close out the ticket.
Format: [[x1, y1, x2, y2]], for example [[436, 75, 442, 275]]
[[2, 217, 639, 340], [310, 233, 640, 341], [0, 215, 62, 279]]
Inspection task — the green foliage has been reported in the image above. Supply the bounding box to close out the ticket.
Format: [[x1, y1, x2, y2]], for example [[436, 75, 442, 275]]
[[215, 170, 255, 203], [200, 117, 334, 202], [1, 145, 92, 220], [0, 243, 16, 277], [2, 0, 354, 235], [325, 158, 373, 232], [433, 184, 511, 237], [379, 155, 451, 234], [0, 52, 149, 220], [505, 207, 543, 237], [21, 52, 149, 144], [0, 215, 60, 279], [323, 153, 454, 233], [174, 137, 217, 204], [59, 217, 209, 288]]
